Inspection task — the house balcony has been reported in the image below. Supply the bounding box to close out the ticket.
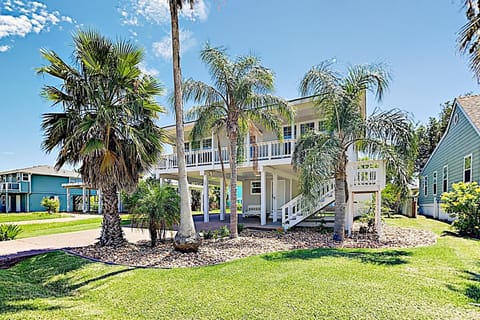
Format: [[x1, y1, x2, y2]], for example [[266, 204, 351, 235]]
[[0, 182, 29, 193], [157, 139, 296, 173]]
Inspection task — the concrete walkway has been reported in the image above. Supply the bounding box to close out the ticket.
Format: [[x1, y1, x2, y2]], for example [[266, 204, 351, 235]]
[[0, 227, 154, 256], [3, 213, 101, 225]]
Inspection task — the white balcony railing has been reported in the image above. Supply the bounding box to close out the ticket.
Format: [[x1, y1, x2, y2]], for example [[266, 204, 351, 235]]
[[0, 182, 21, 192], [157, 139, 295, 170]]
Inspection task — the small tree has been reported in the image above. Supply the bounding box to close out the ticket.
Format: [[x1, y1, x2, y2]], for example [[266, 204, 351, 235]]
[[41, 197, 59, 214], [126, 179, 180, 246], [441, 182, 480, 238]]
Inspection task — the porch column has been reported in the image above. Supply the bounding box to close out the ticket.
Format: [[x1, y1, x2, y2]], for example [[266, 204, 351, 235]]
[[98, 189, 103, 214], [66, 188, 71, 212], [159, 177, 164, 186], [375, 190, 382, 236], [260, 168, 267, 225], [272, 172, 278, 222], [26, 193, 30, 212], [220, 177, 225, 221], [203, 173, 209, 223], [246, 130, 250, 164], [82, 186, 87, 213], [346, 192, 354, 236]]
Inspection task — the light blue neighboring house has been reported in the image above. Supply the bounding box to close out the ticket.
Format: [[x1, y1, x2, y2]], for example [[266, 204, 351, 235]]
[[419, 95, 480, 221], [0, 165, 96, 213]]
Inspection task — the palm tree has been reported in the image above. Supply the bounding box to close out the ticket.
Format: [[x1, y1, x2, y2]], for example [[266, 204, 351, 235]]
[[37, 30, 165, 247], [292, 61, 415, 242], [128, 179, 180, 247], [184, 44, 294, 238], [169, 0, 200, 252], [458, 0, 480, 79]]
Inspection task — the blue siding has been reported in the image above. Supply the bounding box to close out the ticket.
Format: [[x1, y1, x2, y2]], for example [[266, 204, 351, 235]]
[[420, 104, 480, 206]]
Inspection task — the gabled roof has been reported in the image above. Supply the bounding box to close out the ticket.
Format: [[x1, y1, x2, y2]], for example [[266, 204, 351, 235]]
[[421, 94, 480, 172], [0, 165, 80, 178]]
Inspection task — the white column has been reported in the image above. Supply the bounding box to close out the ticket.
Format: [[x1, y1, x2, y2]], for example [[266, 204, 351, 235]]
[[26, 193, 30, 212], [246, 130, 250, 163], [159, 177, 164, 186], [220, 177, 225, 221], [260, 168, 267, 225], [346, 192, 354, 236], [203, 173, 209, 223], [272, 173, 278, 222], [98, 189, 103, 214], [117, 192, 122, 213], [82, 186, 87, 213], [66, 188, 71, 212], [289, 179, 293, 201], [375, 190, 382, 236]]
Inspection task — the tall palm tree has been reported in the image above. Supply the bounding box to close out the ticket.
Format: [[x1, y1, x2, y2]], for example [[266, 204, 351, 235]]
[[37, 30, 165, 247], [169, 0, 200, 252], [292, 61, 415, 242], [458, 0, 480, 79], [184, 44, 294, 238]]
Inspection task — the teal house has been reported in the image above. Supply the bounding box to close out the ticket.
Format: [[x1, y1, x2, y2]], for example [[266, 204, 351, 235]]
[[419, 95, 480, 221], [0, 165, 96, 213]]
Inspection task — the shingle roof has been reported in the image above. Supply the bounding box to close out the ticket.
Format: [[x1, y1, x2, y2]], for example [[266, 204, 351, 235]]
[[0, 165, 80, 178], [457, 94, 480, 130]]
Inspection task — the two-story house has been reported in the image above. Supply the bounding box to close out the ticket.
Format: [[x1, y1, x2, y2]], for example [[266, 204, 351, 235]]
[[0, 165, 97, 213], [419, 95, 480, 221], [155, 96, 385, 232]]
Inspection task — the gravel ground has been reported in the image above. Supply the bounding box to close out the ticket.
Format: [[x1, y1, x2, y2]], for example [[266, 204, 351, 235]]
[[69, 224, 437, 268]]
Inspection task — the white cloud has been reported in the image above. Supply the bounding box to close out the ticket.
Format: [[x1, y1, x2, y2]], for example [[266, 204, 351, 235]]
[[152, 29, 196, 60], [139, 62, 159, 77], [0, 45, 11, 52], [121, 0, 208, 26], [0, 0, 73, 40]]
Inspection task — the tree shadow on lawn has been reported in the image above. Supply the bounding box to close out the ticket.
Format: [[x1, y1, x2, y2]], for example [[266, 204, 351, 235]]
[[0, 251, 133, 315], [445, 268, 480, 305], [263, 248, 412, 266]]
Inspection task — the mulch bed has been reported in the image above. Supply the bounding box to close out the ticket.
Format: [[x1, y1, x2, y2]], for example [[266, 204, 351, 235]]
[[69, 224, 437, 268]]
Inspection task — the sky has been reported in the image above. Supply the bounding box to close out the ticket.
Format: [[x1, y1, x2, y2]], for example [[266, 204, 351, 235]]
[[0, 0, 478, 171]]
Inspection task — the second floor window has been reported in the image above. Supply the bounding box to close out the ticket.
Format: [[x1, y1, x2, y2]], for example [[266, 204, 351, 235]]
[[283, 126, 293, 139], [318, 120, 328, 132], [423, 176, 428, 196], [300, 122, 315, 135], [191, 141, 200, 151], [464, 155, 472, 183], [443, 166, 448, 193], [202, 138, 212, 150], [432, 171, 437, 195], [184, 143, 190, 153]]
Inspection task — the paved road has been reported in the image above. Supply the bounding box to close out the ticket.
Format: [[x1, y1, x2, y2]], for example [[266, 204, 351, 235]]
[[0, 227, 155, 256]]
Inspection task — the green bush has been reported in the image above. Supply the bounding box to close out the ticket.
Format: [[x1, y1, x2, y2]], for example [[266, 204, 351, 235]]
[[237, 223, 244, 234], [41, 197, 59, 214], [202, 230, 215, 240], [218, 225, 230, 238], [0, 224, 22, 241], [441, 182, 480, 238]]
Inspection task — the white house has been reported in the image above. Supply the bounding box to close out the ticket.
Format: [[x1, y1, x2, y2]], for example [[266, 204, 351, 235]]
[[155, 96, 385, 233]]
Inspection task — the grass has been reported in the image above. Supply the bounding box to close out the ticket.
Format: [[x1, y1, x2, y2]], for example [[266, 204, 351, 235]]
[[0, 212, 69, 223], [0, 216, 479, 319], [11, 216, 131, 239]]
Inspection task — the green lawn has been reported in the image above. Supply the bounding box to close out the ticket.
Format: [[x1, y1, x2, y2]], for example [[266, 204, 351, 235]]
[[0, 212, 69, 223], [12, 216, 131, 239], [1, 216, 479, 319]]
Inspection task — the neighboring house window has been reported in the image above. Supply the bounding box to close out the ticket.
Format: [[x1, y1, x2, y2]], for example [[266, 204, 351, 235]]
[[283, 126, 293, 139], [423, 176, 428, 196], [22, 173, 29, 181], [443, 165, 448, 193], [300, 122, 315, 135], [202, 138, 212, 150], [251, 181, 261, 195], [464, 154, 472, 183], [184, 143, 190, 153], [432, 171, 437, 196], [191, 141, 200, 151]]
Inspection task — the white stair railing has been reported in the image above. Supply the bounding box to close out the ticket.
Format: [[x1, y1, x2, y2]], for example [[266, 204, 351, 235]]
[[281, 179, 335, 230]]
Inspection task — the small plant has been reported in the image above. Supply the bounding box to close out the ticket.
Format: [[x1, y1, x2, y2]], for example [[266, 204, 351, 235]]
[[237, 223, 244, 234], [0, 224, 22, 241], [218, 225, 230, 238], [202, 230, 215, 240], [41, 197, 60, 214], [276, 227, 285, 234]]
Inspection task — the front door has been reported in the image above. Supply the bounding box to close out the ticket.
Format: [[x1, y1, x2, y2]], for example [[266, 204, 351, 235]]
[[15, 195, 21, 212], [272, 180, 286, 215]]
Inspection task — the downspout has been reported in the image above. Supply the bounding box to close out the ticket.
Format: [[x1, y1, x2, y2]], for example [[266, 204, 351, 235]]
[[27, 173, 31, 212]]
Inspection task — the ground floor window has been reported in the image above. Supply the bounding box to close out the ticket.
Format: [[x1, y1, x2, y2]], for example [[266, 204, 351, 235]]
[[423, 176, 428, 196], [251, 181, 261, 195], [432, 171, 437, 196], [443, 165, 448, 193], [464, 154, 472, 183]]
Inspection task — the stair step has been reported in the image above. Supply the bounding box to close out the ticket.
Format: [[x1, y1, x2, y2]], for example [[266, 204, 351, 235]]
[[296, 221, 334, 228]]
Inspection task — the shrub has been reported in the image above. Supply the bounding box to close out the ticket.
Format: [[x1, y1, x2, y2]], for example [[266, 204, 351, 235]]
[[441, 182, 480, 238], [0, 224, 22, 241], [202, 230, 215, 240], [218, 225, 230, 238], [41, 197, 59, 214], [237, 223, 244, 234]]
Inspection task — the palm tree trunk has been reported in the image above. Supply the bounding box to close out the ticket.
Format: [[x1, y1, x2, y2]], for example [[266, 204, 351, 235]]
[[228, 132, 239, 238], [99, 185, 125, 246], [333, 156, 347, 242], [217, 133, 227, 220], [169, 0, 199, 252]]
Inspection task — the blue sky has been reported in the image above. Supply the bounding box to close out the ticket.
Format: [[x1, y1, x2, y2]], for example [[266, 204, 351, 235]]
[[0, 0, 477, 171]]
